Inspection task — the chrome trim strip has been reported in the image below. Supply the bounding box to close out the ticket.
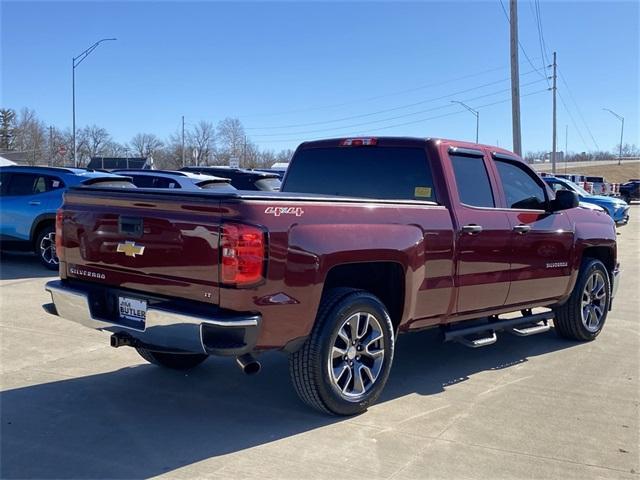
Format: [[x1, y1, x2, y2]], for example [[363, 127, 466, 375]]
[[45, 280, 259, 354]]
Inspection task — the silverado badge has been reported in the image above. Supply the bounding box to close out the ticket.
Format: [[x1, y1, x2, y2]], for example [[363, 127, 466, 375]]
[[116, 241, 145, 258]]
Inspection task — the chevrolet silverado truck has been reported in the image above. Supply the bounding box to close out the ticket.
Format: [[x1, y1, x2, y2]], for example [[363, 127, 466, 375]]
[[43, 137, 621, 415]]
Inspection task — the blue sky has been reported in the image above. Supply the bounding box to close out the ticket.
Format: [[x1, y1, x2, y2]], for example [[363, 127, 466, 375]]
[[2, 1, 638, 154]]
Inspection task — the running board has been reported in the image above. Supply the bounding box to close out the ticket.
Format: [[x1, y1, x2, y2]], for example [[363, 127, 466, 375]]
[[456, 332, 497, 348], [509, 322, 551, 337], [444, 311, 554, 348]]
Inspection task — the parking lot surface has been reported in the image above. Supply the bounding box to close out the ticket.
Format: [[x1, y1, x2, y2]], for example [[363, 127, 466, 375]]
[[1, 207, 638, 479]]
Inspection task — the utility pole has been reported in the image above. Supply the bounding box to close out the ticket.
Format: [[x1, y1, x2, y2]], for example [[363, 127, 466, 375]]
[[49, 126, 54, 166], [243, 135, 247, 168], [564, 124, 568, 173], [181, 115, 185, 167], [510, 0, 522, 156], [551, 51, 557, 174]]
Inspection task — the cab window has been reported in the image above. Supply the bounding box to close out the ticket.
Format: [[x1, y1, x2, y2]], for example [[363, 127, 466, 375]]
[[495, 160, 547, 210]]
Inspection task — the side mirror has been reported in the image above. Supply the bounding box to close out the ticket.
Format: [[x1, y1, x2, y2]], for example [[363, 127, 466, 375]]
[[550, 190, 579, 212]]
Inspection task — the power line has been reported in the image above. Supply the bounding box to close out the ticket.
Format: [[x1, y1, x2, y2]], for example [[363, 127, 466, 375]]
[[238, 60, 543, 119], [557, 91, 590, 151], [250, 78, 547, 137], [259, 89, 549, 144], [497, 0, 548, 81], [247, 69, 546, 131], [558, 69, 600, 150]]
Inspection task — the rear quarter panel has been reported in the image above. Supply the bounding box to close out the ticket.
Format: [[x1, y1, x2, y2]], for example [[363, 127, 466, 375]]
[[218, 199, 455, 349]]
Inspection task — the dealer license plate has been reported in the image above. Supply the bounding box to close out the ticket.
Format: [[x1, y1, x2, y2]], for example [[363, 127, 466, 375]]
[[118, 296, 147, 324]]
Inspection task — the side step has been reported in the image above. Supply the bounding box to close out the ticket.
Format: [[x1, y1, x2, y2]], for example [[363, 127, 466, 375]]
[[509, 322, 551, 337], [445, 311, 554, 348], [456, 331, 497, 348]]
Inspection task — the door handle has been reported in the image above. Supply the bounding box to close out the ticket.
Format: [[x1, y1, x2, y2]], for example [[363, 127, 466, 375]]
[[28, 201, 41, 206], [461, 224, 483, 235], [513, 224, 532, 234]]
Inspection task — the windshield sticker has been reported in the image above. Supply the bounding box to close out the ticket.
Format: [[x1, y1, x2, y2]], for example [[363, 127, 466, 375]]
[[265, 206, 304, 217]]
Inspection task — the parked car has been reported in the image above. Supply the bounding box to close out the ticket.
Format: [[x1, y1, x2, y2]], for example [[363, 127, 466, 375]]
[[584, 175, 609, 195], [45, 137, 620, 415], [87, 157, 152, 171], [619, 180, 640, 204], [0, 166, 133, 269], [180, 166, 281, 191], [254, 168, 286, 179], [112, 170, 236, 192], [544, 176, 630, 226]]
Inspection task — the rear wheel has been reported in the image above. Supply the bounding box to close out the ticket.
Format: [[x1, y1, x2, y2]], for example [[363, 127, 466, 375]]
[[553, 258, 610, 341], [289, 288, 395, 415], [35, 225, 59, 270], [136, 347, 208, 370]]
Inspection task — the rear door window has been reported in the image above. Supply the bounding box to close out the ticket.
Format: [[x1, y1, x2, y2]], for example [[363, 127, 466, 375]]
[[449, 154, 495, 207], [5, 173, 63, 196], [283, 147, 436, 201]]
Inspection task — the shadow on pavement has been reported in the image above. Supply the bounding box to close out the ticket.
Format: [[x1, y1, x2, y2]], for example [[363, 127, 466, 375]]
[[0, 328, 578, 479], [0, 252, 57, 281]]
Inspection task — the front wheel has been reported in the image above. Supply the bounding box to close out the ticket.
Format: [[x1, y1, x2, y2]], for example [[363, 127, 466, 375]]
[[35, 225, 59, 270], [289, 288, 395, 416], [553, 258, 610, 341], [136, 347, 209, 370]]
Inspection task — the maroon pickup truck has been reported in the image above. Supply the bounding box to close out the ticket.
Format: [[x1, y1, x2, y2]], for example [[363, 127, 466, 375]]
[[44, 137, 620, 415]]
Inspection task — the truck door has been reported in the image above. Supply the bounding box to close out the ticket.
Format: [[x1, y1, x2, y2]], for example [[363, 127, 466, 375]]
[[490, 154, 574, 305], [447, 148, 512, 314]]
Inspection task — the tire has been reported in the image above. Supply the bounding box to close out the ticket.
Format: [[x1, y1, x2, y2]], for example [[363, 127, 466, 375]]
[[289, 288, 395, 416], [553, 258, 610, 341], [35, 225, 59, 270], [136, 347, 208, 370]]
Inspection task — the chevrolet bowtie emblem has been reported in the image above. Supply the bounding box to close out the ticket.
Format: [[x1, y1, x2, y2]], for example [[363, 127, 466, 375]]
[[116, 241, 145, 257]]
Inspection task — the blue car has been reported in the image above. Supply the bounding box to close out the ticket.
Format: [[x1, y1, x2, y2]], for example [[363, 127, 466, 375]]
[[0, 166, 132, 269], [544, 176, 630, 226]]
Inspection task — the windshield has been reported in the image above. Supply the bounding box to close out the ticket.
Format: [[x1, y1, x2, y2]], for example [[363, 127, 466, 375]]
[[563, 180, 589, 196]]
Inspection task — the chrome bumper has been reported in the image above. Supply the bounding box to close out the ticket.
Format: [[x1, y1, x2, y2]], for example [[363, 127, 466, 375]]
[[44, 280, 260, 355]]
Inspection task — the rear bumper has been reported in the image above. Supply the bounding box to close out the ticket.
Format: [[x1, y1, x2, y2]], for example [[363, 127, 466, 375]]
[[44, 280, 260, 356]]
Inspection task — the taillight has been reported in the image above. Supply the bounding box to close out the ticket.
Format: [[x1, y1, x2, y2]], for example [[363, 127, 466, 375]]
[[220, 223, 265, 286], [55, 209, 65, 262], [339, 137, 377, 146]]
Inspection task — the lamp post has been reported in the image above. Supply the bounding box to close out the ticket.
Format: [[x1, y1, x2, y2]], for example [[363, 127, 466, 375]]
[[451, 100, 479, 143], [72, 38, 116, 167], [602, 108, 624, 166]]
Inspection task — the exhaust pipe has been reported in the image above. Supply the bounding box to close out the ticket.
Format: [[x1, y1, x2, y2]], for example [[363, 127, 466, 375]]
[[236, 353, 261, 375]]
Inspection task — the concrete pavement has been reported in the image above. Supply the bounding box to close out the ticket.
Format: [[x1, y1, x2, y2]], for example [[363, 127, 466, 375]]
[[1, 208, 638, 479]]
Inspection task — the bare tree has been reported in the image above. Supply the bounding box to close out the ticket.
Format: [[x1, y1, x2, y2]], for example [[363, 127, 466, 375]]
[[129, 133, 163, 157], [216, 117, 245, 164], [187, 121, 216, 166], [13, 108, 47, 164], [76, 125, 111, 166]]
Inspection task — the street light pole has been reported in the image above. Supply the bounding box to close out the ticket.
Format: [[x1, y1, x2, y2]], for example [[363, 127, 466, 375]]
[[72, 38, 116, 167], [451, 100, 480, 143], [603, 108, 624, 166]]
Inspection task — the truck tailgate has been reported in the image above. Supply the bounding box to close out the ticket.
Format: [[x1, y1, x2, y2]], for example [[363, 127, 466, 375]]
[[60, 188, 225, 304]]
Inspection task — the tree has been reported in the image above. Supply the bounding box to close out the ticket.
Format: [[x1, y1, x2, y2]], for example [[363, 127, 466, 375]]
[[217, 117, 245, 164], [129, 133, 163, 157], [187, 121, 216, 166], [0, 108, 16, 151], [13, 108, 47, 165], [76, 125, 111, 166]]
